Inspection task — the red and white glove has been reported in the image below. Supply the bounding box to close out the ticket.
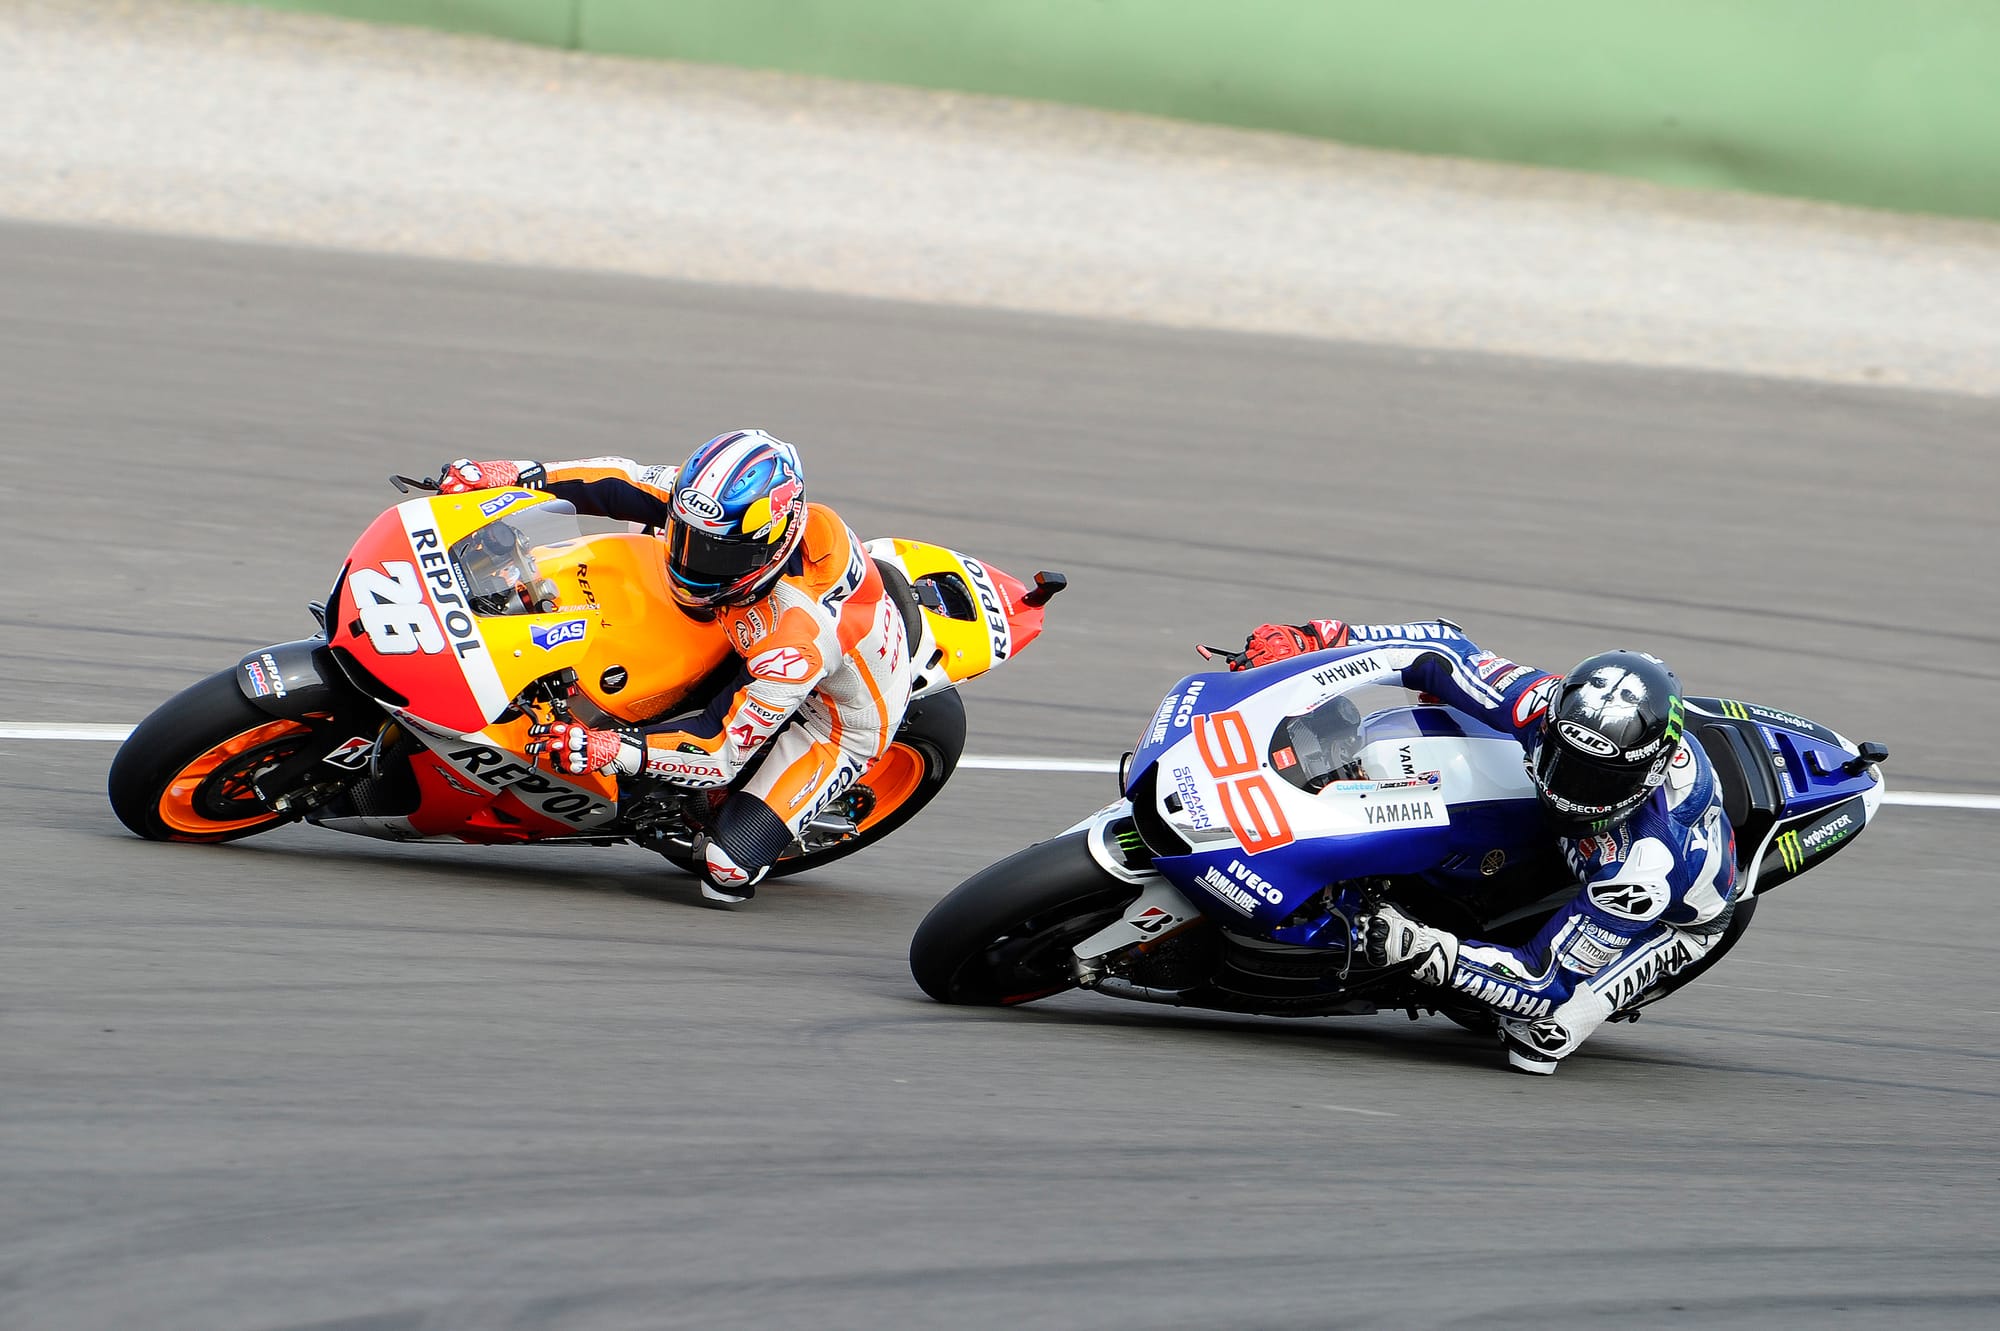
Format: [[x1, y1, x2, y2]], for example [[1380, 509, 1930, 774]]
[[527, 721, 642, 776], [1236, 618, 1350, 670], [437, 459, 542, 494]]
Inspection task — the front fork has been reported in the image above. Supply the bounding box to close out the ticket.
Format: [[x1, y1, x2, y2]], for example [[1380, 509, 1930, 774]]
[[231, 636, 391, 815], [1059, 802, 1208, 989]]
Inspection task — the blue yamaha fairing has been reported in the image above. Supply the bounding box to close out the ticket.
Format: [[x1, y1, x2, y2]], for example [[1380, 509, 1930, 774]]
[[1109, 649, 1884, 954], [911, 644, 1886, 1025]]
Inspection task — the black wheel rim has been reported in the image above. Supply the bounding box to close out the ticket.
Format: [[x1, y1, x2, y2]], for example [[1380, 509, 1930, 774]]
[[970, 899, 1128, 1005], [189, 737, 307, 822]]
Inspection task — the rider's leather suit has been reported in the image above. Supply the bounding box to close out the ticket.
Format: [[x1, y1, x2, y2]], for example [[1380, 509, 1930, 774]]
[[1334, 621, 1740, 1066], [538, 457, 913, 881]]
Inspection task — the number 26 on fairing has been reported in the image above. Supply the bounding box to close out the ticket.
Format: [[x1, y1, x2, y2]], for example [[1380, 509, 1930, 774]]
[[1194, 710, 1295, 853], [349, 562, 445, 656]]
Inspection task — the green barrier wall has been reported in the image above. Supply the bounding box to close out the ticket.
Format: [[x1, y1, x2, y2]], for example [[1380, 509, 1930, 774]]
[[234, 1, 575, 46], [227, 1, 2000, 221]]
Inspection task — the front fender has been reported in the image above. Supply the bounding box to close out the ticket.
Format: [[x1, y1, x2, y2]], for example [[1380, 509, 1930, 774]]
[[235, 638, 356, 719]]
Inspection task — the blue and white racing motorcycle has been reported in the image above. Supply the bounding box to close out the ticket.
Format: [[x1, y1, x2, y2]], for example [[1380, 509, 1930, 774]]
[[910, 648, 1886, 1033]]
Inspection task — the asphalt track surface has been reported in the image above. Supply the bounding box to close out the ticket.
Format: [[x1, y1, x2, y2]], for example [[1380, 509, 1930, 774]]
[[4, 221, 1998, 1329]]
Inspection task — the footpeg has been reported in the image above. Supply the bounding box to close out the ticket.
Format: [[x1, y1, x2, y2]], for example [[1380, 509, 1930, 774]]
[[804, 813, 858, 838]]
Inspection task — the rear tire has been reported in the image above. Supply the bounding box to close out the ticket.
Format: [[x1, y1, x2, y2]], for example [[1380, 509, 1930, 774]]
[[108, 669, 310, 843], [909, 831, 1135, 1005]]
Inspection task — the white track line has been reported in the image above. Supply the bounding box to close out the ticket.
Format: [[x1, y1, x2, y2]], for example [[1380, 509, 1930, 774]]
[[7, 724, 1996, 811], [3, 723, 135, 742], [958, 755, 1118, 774]]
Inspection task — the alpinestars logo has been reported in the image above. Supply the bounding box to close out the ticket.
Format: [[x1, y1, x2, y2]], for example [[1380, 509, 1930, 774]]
[[749, 645, 815, 682], [1513, 675, 1562, 727], [1523, 1019, 1571, 1054], [1587, 878, 1666, 922]]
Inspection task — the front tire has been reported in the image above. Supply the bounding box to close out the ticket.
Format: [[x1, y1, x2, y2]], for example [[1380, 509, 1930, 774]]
[[109, 669, 312, 843], [909, 830, 1136, 1006]]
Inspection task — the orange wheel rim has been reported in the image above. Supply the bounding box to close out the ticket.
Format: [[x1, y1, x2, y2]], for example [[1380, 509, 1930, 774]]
[[855, 743, 926, 832], [157, 719, 311, 837]]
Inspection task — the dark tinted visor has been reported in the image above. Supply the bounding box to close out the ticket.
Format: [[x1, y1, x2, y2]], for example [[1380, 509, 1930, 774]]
[[1536, 745, 1646, 815], [669, 522, 771, 589]]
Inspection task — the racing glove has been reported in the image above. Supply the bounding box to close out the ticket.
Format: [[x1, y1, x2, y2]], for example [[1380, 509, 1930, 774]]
[[1236, 618, 1351, 669], [527, 721, 643, 777], [437, 459, 547, 494], [1361, 903, 1458, 987]]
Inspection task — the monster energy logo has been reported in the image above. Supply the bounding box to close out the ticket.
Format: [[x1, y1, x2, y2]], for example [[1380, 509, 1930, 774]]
[[1112, 822, 1151, 866], [1663, 695, 1685, 747], [1720, 699, 1751, 721], [1775, 829, 1804, 873]]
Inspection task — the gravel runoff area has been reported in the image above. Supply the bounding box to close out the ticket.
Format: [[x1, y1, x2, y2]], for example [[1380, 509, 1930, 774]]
[[6, 0, 2000, 396]]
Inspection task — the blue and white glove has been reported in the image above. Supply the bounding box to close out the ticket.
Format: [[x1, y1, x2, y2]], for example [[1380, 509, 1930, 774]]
[[1362, 904, 1458, 987]]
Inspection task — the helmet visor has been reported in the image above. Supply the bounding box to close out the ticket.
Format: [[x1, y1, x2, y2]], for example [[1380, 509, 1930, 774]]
[[1534, 744, 1648, 819], [668, 522, 776, 601]]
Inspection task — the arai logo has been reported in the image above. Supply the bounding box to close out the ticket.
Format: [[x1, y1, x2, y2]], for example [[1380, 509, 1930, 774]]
[[1557, 720, 1618, 757], [676, 488, 726, 523]]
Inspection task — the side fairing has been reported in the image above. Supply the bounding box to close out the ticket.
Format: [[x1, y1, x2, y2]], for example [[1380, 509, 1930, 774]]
[[1129, 651, 1505, 929], [1352, 707, 1547, 883]]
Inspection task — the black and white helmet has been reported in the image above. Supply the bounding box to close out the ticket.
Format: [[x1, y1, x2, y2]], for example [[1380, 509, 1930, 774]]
[[1530, 651, 1686, 835]]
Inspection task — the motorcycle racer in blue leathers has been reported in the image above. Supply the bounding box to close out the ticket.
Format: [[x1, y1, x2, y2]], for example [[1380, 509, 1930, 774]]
[[1235, 618, 1740, 1075]]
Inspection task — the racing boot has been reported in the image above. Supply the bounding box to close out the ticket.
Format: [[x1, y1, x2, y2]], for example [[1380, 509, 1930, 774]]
[[1498, 1026, 1561, 1076], [1497, 987, 1613, 1075], [695, 834, 770, 906]]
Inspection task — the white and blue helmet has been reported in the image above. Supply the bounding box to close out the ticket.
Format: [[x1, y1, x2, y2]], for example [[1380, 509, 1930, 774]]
[[665, 430, 807, 611]]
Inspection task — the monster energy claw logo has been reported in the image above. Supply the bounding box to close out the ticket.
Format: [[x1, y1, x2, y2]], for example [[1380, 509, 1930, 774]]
[[1721, 699, 1751, 721], [1775, 829, 1804, 873], [1664, 695, 1685, 746]]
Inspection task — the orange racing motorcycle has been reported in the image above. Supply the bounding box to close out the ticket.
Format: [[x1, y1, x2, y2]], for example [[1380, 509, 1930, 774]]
[[110, 479, 1065, 878]]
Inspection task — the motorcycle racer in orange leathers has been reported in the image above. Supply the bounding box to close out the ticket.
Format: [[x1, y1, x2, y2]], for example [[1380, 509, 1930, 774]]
[[440, 430, 911, 903]]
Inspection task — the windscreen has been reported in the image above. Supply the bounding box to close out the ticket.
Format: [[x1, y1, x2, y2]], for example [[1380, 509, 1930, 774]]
[[450, 501, 585, 616], [1269, 695, 1368, 793]]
